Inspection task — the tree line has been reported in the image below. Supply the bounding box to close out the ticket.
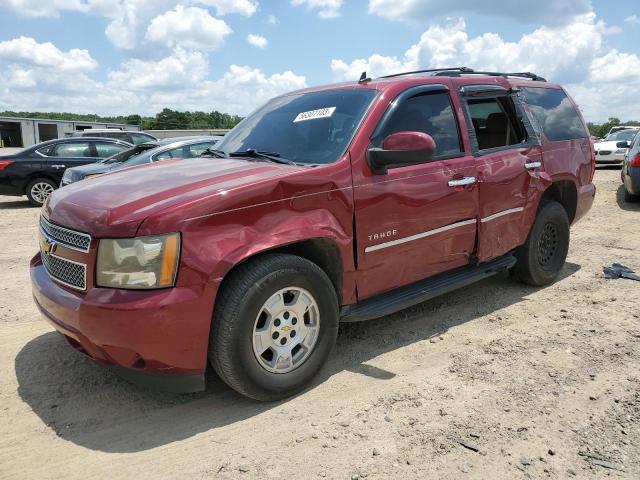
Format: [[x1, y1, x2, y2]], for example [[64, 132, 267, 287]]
[[0, 108, 244, 130], [587, 117, 640, 139]]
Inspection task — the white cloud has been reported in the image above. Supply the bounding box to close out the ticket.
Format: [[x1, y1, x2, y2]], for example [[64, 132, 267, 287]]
[[331, 14, 640, 122], [0, 0, 87, 17], [267, 14, 279, 24], [247, 33, 268, 49], [368, 0, 592, 25], [196, 0, 258, 16], [625, 14, 640, 25], [108, 48, 209, 90], [291, 0, 342, 19], [145, 5, 232, 50], [0, 36, 97, 72]]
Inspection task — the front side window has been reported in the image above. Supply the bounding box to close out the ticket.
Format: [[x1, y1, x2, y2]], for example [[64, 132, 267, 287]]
[[186, 142, 215, 157], [53, 142, 92, 157], [94, 142, 128, 158], [375, 91, 462, 157], [214, 88, 378, 165], [154, 146, 185, 161], [521, 87, 587, 142], [467, 97, 525, 151]]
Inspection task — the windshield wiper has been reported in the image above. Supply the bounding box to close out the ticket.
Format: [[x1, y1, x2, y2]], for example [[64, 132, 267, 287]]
[[202, 147, 227, 158], [229, 149, 303, 166]]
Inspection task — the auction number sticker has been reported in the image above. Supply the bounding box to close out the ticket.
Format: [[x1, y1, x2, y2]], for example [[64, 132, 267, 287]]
[[293, 107, 336, 123]]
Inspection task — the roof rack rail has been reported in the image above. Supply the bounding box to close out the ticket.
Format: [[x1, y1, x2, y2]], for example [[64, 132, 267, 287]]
[[433, 70, 547, 82], [379, 67, 475, 79], [378, 67, 546, 82]]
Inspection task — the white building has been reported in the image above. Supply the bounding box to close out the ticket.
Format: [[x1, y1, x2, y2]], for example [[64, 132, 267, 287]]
[[0, 116, 141, 148]]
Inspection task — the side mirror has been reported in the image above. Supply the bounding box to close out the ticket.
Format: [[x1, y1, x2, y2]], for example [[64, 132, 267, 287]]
[[367, 131, 437, 174], [616, 141, 631, 148]]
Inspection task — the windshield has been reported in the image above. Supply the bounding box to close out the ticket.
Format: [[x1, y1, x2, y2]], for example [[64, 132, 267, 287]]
[[103, 145, 152, 164], [214, 88, 378, 165], [605, 129, 639, 142]]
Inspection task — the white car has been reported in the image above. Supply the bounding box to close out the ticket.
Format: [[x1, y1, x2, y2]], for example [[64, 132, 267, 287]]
[[594, 128, 640, 165]]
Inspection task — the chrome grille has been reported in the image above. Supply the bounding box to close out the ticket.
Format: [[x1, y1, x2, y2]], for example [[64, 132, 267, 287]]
[[41, 253, 87, 290], [598, 150, 612, 156], [40, 216, 91, 252]]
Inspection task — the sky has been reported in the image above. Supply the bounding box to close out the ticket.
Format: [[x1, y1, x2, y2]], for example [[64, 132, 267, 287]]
[[0, 0, 638, 122]]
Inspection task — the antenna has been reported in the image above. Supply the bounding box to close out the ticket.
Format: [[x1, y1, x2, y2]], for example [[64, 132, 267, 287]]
[[358, 71, 371, 83]]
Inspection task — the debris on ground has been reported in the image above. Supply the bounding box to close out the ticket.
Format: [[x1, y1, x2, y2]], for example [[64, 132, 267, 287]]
[[603, 263, 640, 281]]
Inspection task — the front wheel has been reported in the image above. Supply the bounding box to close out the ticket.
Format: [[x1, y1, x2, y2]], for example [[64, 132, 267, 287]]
[[26, 178, 56, 206], [209, 254, 339, 401], [512, 201, 570, 286]]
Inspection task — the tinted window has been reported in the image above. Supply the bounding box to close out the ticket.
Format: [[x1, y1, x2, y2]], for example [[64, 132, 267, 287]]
[[129, 133, 156, 145], [186, 142, 215, 157], [467, 97, 525, 150], [604, 129, 638, 142], [521, 87, 587, 141], [95, 142, 128, 158], [53, 142, 92, 157], [377, 92, 462, 157], [154, 146, 185, 161], [215, 89, 378, 164]]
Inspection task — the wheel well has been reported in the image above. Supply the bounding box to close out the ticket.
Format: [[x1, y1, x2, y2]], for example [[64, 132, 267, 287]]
[[539, 180, 577, 223], [22, 174, 59, 194], [223, 239, 344, 304]]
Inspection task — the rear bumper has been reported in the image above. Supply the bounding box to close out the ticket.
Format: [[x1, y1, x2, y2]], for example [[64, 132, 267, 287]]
[[574, 183, 596, 224], [30, 253, 217, 393], [624, 166, 640, 195]]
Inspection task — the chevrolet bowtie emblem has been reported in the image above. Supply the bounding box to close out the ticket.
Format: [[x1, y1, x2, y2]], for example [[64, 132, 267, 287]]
[[281, 325, 292, 333], [40, 233, 56, 256]]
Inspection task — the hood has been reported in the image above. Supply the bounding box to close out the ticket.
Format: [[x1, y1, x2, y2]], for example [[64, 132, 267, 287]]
[[65, 161, 112, 181], [594, 141, 623, 151], [45, 157, 302, 237]]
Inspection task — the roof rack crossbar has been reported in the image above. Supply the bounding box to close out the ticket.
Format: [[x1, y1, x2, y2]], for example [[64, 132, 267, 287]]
[[379, 67, 474, 79]]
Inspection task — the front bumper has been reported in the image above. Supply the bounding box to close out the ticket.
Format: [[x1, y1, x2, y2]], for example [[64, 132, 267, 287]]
[[595, 152, 625, 165], [30, 253, 216, 393]]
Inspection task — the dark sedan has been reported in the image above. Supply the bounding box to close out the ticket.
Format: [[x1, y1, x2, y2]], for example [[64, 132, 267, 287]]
[[61, 136, 222, 186], [0, 137, 131, 206], [621, 134, 640, 202]]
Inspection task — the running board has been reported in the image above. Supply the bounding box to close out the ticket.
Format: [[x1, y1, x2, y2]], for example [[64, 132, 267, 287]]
[[340, 254, 517, 322]]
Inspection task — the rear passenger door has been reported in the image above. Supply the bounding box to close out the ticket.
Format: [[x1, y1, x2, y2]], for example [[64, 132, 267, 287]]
[[459, 85, 543, 261], [41, 141, 96, 182]]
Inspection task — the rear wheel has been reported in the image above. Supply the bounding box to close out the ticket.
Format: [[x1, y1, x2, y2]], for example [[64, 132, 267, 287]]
[[26, 178, 56, 206], [512, 201, 570, 286], [209, 254, 339, 401]]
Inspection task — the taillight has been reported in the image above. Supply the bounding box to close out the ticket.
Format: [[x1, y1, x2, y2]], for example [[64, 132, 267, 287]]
[[0, 160, 14, 171], [631, 154, 640, 168]]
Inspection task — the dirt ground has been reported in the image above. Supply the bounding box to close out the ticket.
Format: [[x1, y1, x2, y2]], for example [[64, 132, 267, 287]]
[[0, 168, 638, 479]]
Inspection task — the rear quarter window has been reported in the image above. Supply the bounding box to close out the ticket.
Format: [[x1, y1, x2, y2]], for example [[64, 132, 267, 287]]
[[520, 87, 587, 142]]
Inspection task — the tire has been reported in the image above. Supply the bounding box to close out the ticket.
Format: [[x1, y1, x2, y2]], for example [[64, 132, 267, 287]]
[[512, 201, 570, 286], [209, 254, 339, 401], [26, 178, 56, 206], [624, 187, 640, 203]]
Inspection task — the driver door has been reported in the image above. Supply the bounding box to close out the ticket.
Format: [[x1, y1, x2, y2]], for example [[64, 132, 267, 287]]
[[353, 84, 479, 299]]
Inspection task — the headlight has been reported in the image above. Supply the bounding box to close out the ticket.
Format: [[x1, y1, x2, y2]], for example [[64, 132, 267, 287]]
[[614, 148, 627, 154], [96, 233, 180, 289]]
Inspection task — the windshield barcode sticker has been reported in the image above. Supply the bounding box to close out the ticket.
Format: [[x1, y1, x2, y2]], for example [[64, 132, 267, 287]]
[[293, 107, 336, 123]]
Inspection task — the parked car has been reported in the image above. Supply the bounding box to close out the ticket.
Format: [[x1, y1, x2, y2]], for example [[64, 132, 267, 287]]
[[32, 68, 595, 400], [0, 137, 131, 206], [61, 136, 222, 186], [620, 133, 640, 202], [74, 129, 157, 145], [594, 127, 639, 165]]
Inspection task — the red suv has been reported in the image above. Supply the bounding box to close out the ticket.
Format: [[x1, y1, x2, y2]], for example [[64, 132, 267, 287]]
[[31, 68, 596, 400]]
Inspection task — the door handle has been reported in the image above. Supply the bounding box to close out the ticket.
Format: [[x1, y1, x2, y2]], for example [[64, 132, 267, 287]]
[[448, 177, 476, 187], [525, 162, 542, 170], [52, 164, 66, 169]]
